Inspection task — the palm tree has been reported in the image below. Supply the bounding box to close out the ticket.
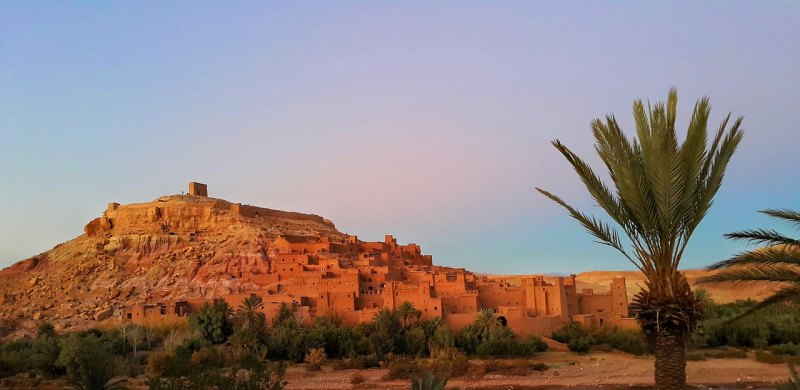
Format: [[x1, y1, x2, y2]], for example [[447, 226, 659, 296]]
[[702, 209, 800, 316], [213, 299, 235, 320], [536, 89, 743, 390], [473, 309, 500, 339], [238, 296, 265, 330], [396, 301, 422, 328], [273, 302, 295, 328]]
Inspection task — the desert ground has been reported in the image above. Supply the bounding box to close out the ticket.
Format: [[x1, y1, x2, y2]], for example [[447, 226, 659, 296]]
[[282, 352, 786, 389], [283, 352, 786, 389], [1, 351, 786, 389]]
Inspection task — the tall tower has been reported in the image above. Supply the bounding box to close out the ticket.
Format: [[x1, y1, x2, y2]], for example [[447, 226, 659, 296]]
[[610, 277, 629, 316], [188, 182, 208, 197]]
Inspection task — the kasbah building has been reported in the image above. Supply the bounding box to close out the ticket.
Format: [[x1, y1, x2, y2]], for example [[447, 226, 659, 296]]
[[121, 182, 637, 337]]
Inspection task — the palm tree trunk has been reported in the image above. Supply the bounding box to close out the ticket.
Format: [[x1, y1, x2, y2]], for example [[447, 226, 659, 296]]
[[653, 328, 687, 390]]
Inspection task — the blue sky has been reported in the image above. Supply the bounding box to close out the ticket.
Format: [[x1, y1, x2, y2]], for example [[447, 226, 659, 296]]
[[1, 2, 799, 274]]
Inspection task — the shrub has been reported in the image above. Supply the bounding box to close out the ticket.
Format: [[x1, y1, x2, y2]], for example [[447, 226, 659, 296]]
[[475, 327, 517, 357], [56, 334, 124, 390], [189, 302, 233, 344], [532, 362, 548, 371], [403, 327, 427, 357], [331, 353, 381, 370], [0, 338, 36, 377], [383, 356, 423, 380], [190, 345, 226, 369], [455, 326, 479, 354], [304, 347, 327, 371], [595, 328, 648, 356], [552, 321, 594, 354], [551, 320, 586, 344], [703, 348, 747, 359], [427, 348, 468, 378], [32, 335, 63, 378], [467, 360, 539, 378], [685, 351, 707, 361], [567, 336, 594, 354], [428, 325, 455, 357], [411, 372, 448, 390], [773, 343, 800, 356], [756, 351, 800, 365], [515, 336, 548, 355], [350, 372, 366, 385]]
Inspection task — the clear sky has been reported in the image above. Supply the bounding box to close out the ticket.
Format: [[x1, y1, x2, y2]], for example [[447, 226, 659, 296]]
[[1, 2, 798, 274]]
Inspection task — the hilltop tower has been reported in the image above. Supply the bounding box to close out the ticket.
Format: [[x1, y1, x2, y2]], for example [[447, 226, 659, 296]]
[[188, 182, 208, 197]]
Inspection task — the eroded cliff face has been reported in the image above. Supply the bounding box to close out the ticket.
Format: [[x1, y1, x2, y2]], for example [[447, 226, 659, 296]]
[[0, 194, 342, 336]]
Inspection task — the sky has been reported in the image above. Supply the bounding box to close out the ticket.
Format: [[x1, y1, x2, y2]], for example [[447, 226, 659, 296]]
[[1, 2, 799, 274]]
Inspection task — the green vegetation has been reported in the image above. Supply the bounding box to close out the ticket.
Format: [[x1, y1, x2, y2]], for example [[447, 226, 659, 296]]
[[703, 209, 800, 317], [188, 300, 234, 344], [537, 88, 743, 389], [0, 300, 546, 388], [411, 371, 448, 390], [551, 321, 648, 356]]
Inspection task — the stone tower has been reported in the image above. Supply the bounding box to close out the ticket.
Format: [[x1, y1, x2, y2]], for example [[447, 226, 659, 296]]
[[188, 182, 208, 197]]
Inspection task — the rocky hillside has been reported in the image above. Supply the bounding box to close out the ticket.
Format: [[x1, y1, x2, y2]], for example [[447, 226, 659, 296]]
[[0, 194, 342, 336]]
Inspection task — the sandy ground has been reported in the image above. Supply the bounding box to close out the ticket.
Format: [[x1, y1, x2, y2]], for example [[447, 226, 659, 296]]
[[283, 352, 790, 390], [0, 351, 789, 389]]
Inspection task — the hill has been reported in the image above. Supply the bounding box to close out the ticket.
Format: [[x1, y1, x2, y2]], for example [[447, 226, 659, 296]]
[[0, 187, 341, 335], [575, 270, 779, 304]]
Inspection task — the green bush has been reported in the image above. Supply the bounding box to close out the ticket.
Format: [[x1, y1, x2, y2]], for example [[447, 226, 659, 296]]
[[427, 348, 469, 378], [567, 336, 594, 354], [383, 356, 424, 380], [411, 371, 447, 390], [331, 353, 381, 370], [189, 301, 233, 344], [685, 351, 706, 361], [773, 343, 800, 356], [595, 328, 648, 356], [56, 334, 124, 390], [0, 338, 36, 377]]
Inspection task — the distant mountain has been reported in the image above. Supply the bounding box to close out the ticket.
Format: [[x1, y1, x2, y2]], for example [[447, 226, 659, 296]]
[[575, 270, 778, 304]]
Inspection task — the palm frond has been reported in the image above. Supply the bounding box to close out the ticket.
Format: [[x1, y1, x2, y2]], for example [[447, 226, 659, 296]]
[[699, 265, 800, 284], [535, 187, 641, 271], [762, 209, 800, 227], [725, 229, 800, 247], [551, 140, 629, 229], [728, 285, 800, 320], [706, 247, 800, 270]]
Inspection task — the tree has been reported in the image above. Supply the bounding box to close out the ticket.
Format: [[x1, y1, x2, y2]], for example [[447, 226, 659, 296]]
[[396, 301, 422, 329], [702, 209, 800, 316], [189, 301, 234, 344], [536, 89, 743, 390], [273, 303, 295, 328], [127, 325, 144, 355], [56, 334, 125, 390], [473, 309, 500, 340], [238, 296, 266, 331]]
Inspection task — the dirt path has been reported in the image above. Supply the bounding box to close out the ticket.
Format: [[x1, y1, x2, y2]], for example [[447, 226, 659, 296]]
[[283, 352, 790, 389]]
